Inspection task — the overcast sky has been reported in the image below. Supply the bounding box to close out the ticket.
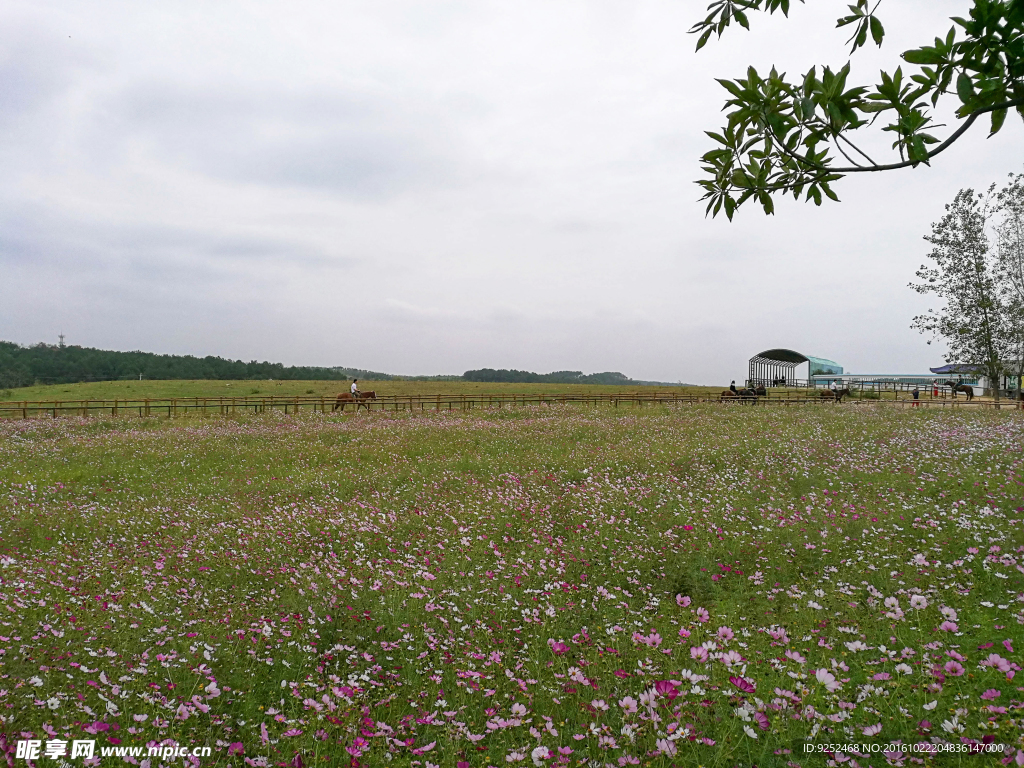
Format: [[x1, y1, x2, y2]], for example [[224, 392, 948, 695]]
[[1, 1, 1020, 384]]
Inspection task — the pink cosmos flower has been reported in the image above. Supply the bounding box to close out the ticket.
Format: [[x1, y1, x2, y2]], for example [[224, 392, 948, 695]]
[[943, 661, 965, 677], [655, 739, 677, 757], [228, 744, 244, 756], [862, 723, 882, 736], [282, 729, 302, 737], [676, 594, 691, 607], [411, 741, 436, 755], [1004, 640, 1015, 653], [618, 696, 638, 714], [754, 711, 770, 731], [678, 627, 691, 639], [548, 641, 569, 655], [980, 689, 1001, 700], [717, 627, 735, 643], [785, 650, 806, 664], [690, 646, 709, 663], [720, 650, 744, 667], [815, 668, 842, 692], [695, 607, 710, 623], [982, 654, 1012, 672], [939, 621, 958, 632]]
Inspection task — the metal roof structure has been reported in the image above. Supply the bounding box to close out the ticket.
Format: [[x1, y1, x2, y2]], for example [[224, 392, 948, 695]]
[[748, 349, 842, 386], [929, 364, 982, 375]]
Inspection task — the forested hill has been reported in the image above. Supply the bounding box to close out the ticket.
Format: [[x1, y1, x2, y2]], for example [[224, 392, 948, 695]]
[[0, 341, 397, 388], [0, 341, 672, 389]]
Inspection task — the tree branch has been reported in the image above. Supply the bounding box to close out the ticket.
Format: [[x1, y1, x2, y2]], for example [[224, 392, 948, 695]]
[[767, 97, 1024, 178]]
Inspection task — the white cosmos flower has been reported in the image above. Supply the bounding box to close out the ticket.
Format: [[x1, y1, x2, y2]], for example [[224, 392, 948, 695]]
[[743, 725, 758, 739], [923, 700, 937, 710], [47, 698, 59, 710], [909, 595, 928, 610]]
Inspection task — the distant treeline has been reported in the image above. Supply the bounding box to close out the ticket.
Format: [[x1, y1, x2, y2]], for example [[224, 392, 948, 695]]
[[0, 340, 669, 389], [0, 341, 353, 388], [462, 368, 634, 385]]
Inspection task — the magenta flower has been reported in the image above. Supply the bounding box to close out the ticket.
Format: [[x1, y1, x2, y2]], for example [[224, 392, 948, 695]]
[[654, 680, 679, 700], [943, 661, 965, 677], [729, 676, 756, 694], [754, 711, 770, 730], [695, 607, 710, 623], [227, 743, 244, 756]]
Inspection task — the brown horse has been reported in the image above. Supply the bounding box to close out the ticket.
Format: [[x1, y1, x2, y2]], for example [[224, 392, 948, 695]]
[[819, 388, 851, 403], [332, 391, 377, 412], [945, 381, 974, 401]]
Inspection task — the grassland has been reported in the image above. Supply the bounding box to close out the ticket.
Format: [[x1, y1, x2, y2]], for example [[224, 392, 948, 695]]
[[0, 380, 721, 402], [1, 404, 1022, 766]]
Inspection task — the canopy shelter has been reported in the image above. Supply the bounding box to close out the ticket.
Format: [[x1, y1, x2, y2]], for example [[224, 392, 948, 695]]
[[929, 364, 982, 375], [748, 349, 842, 386]]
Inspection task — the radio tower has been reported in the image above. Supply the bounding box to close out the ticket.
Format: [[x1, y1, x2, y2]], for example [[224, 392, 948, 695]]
[[58, 333, 65, 349]]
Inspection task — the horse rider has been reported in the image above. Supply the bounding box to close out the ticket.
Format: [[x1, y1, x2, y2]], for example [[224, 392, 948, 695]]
[[730, 381, 737, 394], [830, 379, 838, 393], [350, 379, 360, 398]]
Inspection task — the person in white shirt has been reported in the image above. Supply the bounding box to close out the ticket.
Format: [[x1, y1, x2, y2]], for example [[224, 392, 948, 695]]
[[350, 379, 360, 397]]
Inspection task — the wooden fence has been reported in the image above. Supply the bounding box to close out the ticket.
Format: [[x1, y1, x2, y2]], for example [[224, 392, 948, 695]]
[[0, 390, 1019, 420]]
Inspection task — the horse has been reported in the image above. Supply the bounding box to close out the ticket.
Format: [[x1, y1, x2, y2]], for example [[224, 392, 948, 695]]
[[332, 391, 377, 412], [944, 380, 974, 401], [721, 388, 758, 403], [819, 387, 851, 403]]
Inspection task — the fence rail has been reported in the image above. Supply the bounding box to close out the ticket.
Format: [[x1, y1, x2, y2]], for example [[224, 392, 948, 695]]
[[0, 390, 1020, 420]]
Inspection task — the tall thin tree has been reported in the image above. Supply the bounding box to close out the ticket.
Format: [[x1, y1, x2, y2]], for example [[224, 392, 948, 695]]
[[995, 172, 1024, 401], [911, 188, 1008, 402]]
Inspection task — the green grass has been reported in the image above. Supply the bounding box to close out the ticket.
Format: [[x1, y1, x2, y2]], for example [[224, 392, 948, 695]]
[[1, 405, 1022, 766], [0, 379, 723, 402]]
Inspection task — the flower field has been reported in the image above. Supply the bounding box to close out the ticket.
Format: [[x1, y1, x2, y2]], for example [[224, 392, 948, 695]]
[[1, 404, 1023, 767]]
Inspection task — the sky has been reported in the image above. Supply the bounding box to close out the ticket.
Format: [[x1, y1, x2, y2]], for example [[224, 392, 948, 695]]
[[1, 0, 1020, 384]]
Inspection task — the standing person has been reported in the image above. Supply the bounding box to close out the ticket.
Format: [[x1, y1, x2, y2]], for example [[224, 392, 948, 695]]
[[932, 381, 939, 398], [912, 385, 920, 406]]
